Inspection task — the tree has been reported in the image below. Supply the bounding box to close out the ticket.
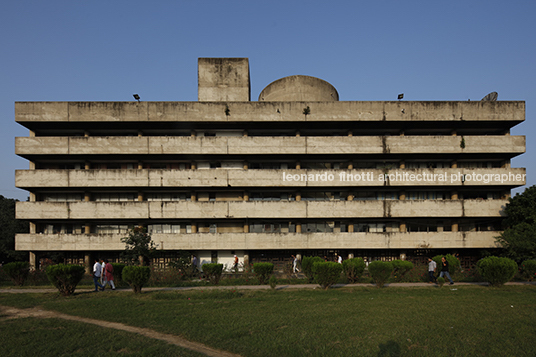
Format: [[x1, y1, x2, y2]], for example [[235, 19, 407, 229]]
[[120, 227, 156, 265], [497, 185, 536, 262], [0, 195, 28, 262]]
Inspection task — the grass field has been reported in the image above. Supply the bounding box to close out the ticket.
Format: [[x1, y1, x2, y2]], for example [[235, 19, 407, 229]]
[[1, 285, 535, 357]]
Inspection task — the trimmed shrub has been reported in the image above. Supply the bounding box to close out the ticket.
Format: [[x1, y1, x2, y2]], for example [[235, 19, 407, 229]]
[[477, 256, 518, 287], [253, 262, 274, 285], [269, 275, 277, 289], [391, 260, 414, 282], [111, 263, 126, 285], [46, 264, 85, 296], [122, 265, 151, 293], [521, 260, 536, 281], [437, 277, 445, 287], [432, 254, 460, 275], [342, 258, 366, 283], [312, 261, 343, 290], [202, 263, 223, 285], [368, 261, 393, 288], [3, 261, 30, 286], [302, 256, 325, 282]]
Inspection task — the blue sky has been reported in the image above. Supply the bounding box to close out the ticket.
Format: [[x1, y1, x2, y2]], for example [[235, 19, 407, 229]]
[[1, 1, 535, 201]]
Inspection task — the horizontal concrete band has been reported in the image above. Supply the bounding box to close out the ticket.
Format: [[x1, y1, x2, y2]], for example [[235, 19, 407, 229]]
[[15, 168, 526, 188], [15, 101, 525, 123], [16, 199, 508, 220], [15, 231, 500, 251], [15, 135, 526, 155]]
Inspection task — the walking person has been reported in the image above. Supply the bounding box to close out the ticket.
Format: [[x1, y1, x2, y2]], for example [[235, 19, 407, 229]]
[[92, 258, 105, 292], [233, 255, 239, 271], [439, 256, 454, 285], [102, 259, 116, 290], [427, 257, 437, 284], [292, 255, 299, 273]]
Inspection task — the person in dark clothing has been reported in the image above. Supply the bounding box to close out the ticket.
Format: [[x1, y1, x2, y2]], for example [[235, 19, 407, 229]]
[[439, 256, 454, 285]]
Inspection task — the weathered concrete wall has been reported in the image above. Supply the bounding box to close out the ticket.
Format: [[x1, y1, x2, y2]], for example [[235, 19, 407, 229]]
[[15, 101, 525, 124], [198, 58, 250, 102], [15, 231, 500, 251], [16, 168, 526, 188], [258, 75, 339, 101], [15, 135, 525, 156], [16, 199, 508, 220]]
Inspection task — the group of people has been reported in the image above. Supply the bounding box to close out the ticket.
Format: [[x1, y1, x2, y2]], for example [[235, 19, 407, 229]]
[[427, 256, 454, 285], [92, 258, 116, 291]]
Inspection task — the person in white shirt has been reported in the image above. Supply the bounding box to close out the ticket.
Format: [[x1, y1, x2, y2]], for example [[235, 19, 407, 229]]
[[92, 258, 105, 292], [428, 257, 437, 284]]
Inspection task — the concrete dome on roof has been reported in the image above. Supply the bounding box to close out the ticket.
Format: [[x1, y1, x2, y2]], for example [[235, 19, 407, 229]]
[[258, 75, 339, 101]]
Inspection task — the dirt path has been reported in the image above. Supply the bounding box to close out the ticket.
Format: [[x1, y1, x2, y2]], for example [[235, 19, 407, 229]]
[[0, 305, 241, 357]]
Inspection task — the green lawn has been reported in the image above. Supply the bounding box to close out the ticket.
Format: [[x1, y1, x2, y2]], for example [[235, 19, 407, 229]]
[[1, 286, 535, 357]]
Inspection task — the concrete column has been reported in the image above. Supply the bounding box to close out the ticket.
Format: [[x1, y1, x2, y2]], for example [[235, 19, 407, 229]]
[[191, 162, 197, 170], [296, 131, 300, 137], [29, 192, 36, 202], [29, 222, 36, 234], [452, 223, 459, 232], [191, 223, 197, 233], [138, 192, 143, 202], [138, 130, 143, 137], [348, 131, 353, 137], [348, 224, 354, 233], [451, 161, 457, 169], [244, 222, 249, 233], [29, 130, 36, 137], [451, 130, 457, 136], [85, 162, 90, 170], [243, 161, 249, 170], [399, 191, 406, 200], [29, 161, 35, 170], [243, 254, 249, 269], [242, 130, 248, 137], [296, 162, 301, 169], [84, 131, 89, 137], [243, 191, 249, 201], [84, 192, 90, 202], [84, 254, 91, 275], [296, 192, 301, 201], [347, 193, 354, 201], [451, 191, 458, 200], [85, 224, 91, 234], [296, 223, 302, 233], [399, 131, 405, 136], [399, 222, 407, 233], [191, 130, 196, 137], [399, 161, 405, 169], [137, 161, 143, 169], [502, 160, 511, 168], [347, 162, 353, 169], [29, 252, 37, 271], [191, 192, 197, 202]]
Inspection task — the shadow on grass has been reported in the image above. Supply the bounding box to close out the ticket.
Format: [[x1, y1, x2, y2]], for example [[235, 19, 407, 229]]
[[378, 340, 401, 357]]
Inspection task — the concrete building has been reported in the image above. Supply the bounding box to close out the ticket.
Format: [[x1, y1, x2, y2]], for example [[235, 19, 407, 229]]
[[15, 58, 526, 271]]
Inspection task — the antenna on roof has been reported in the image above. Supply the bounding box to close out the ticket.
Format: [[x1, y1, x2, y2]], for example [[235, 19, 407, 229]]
[[481, 92, 498, 101]]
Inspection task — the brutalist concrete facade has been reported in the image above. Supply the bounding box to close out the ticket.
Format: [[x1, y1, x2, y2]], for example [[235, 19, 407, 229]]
[[15, 58, 526, 270]]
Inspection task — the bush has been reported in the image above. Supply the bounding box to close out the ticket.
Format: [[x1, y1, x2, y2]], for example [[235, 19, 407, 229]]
[[433, 254, 460, 275], [202, 263, 223, 285], [342, 258, 366, 283], [45, 264, 85, 296], [2, 261, 30, 286], [391, 260, 414, 282], [302, 256, 325, 282], [521, 260, 536, 281], [477, 256, 518, 287], [437, 277, 445, 287], [253, 262, 274, 285], [312, 261, 343, 290], [111, 263, 126, 284], [368, 261, 393, 288], [269, 275, 277, 289], [122, 265, 151, 293]]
